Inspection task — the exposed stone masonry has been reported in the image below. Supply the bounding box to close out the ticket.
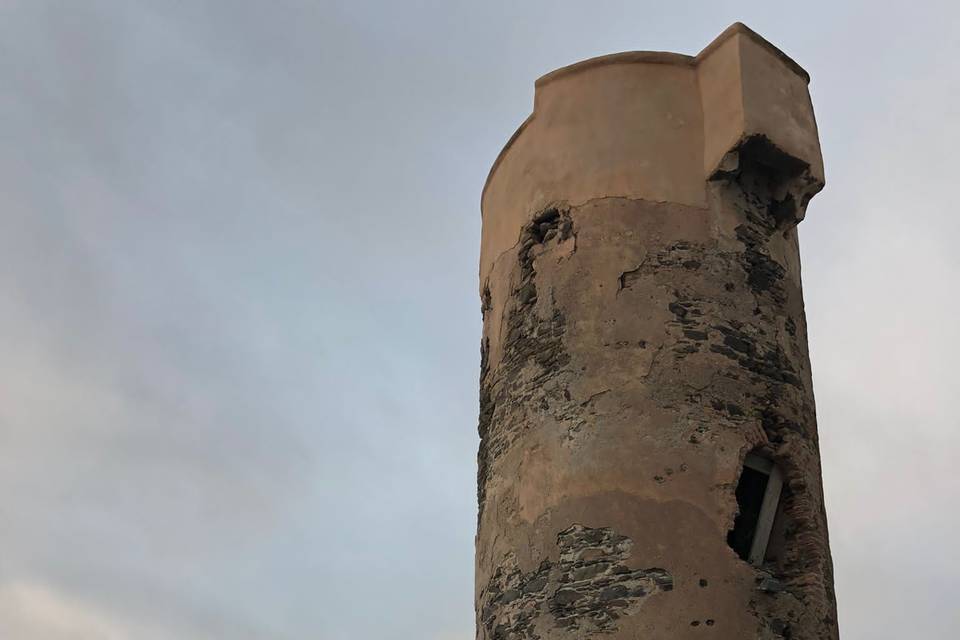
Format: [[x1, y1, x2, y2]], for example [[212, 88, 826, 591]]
[[478, 208, 575, 522], [480, 525, 674, 639]]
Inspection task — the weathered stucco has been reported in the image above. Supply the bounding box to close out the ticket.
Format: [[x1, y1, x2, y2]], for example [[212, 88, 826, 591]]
[[477, 23, 837, 639]]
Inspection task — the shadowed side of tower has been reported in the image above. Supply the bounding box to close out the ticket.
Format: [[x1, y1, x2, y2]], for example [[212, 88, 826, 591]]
[[476, 24, 837, 640]]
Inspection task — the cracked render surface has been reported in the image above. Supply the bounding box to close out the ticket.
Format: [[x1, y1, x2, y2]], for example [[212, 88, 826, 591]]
[[477, 144, 837, 638]]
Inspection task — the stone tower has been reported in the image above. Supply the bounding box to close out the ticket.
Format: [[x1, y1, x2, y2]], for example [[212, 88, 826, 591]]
[[477, 24, 838, 639]]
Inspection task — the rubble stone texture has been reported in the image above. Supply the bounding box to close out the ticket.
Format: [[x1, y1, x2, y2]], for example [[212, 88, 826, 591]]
[[477, 23, 838, 639]]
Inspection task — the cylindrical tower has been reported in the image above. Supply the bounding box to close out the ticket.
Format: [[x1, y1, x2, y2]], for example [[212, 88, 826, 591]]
[[477, 24, 837, 639]]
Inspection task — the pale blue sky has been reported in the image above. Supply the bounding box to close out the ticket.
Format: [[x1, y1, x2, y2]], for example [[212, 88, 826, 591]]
[[0, 1, 957, 638]]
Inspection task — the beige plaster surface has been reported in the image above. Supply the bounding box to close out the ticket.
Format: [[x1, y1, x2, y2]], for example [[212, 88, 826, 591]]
[[480, 23, 823, 291]]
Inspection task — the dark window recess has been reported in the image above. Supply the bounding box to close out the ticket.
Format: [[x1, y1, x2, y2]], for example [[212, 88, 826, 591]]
[[727, 466, 769, 560], [727, 454, 784, 566]]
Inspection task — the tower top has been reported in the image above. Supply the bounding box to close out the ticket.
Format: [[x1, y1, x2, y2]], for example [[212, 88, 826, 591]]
[[534, 23, 810, 89], [481, 23, 824, 284]]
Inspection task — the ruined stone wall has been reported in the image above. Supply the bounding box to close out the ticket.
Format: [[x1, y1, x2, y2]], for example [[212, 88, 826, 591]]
[[477, 24, 837, 640]]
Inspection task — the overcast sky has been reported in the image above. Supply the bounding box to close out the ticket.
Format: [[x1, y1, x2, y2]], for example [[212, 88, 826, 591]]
[[0, 1, 957, 638]]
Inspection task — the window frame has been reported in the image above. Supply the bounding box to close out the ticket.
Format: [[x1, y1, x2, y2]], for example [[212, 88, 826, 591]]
[[742, 453, 784, 566]]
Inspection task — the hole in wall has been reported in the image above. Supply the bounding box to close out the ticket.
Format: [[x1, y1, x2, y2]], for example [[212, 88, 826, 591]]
[[727, 453, 784, 566], [710, 134, 819, 228]]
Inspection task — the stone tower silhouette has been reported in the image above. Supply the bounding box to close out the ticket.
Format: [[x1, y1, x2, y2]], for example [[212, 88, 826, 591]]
[[477, 24, 837, 639]]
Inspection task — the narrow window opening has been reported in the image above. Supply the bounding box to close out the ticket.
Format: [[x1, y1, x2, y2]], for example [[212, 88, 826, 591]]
[[727, 453, 784, 566]]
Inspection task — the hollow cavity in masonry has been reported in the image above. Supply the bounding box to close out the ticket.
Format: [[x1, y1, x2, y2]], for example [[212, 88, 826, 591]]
[[727, 453, 784, 565]]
